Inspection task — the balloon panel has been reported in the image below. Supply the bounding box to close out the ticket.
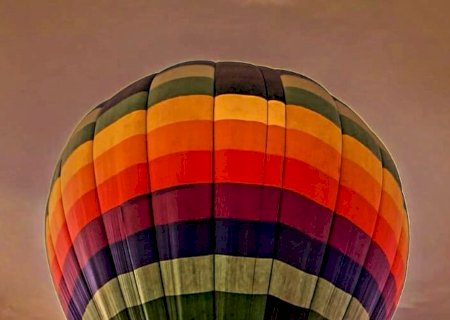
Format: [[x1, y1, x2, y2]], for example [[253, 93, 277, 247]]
[[45, 61, 409, 320]]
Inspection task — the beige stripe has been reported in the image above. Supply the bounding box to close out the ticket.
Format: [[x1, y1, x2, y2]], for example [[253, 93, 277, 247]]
[[215, 255, 272, 294], [269, 260, 317, 309], [82, 256, 370, 319], [310, 278, 355, 320], [151, 64, 215, 89], [160, 256, 214, 296], [281, 74, 335, 107], [215, 94, 267, 123], [71, 108, 102, 137], [344, 297, 370, 320], [83, 278, 124, 320], [83, 263, 164, 320]]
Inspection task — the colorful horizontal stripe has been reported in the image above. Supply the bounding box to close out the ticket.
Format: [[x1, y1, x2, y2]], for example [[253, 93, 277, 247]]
[[45, 61, 409, 320]]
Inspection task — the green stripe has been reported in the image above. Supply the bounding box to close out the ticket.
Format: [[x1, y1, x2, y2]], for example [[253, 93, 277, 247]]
[[148, 77, 214, 107], [46, 160, 62, 216], [380, 148, 402, 188], [110, 292, 326, 320], [340, 114, 403, 188], [60, 122, 96, 165], [340, 115, 381, 161], [95, 92, 148, 134], [284, 87, 340, 127]]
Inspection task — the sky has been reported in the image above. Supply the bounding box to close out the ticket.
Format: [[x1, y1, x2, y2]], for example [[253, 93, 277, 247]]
[[0, 0, 449, 319]]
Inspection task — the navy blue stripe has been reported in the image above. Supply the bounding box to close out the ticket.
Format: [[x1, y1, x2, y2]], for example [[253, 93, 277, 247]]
[[65, 218, 392, 318]]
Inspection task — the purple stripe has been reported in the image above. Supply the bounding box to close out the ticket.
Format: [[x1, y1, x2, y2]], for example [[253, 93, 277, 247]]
[[59, 183, 397, 319]]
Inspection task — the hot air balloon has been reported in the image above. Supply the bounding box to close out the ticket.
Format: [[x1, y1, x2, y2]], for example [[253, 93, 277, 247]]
[[45, 61, 409, 320]]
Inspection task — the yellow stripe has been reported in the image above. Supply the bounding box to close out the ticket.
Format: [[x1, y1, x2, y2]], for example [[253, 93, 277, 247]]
[[215, 255, 272, 294], [215, 94, 267, 123], [268, 100, 285, 127], [342, 135, 382, 185], [382, 169, 406, 216], [286, 105, 341, 152], [93, 110, 146, 159], [60, 142, 93, 191], [147, 95, 213, 132], [151, 65, 215, 89], [47, 178, 62, 216]]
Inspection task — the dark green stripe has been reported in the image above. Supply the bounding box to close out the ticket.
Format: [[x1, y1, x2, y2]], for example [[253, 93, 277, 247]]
[[284, 87, 340, 127], [60, 122, 96, 165], [380, 148, 402, 188], [340, 115, 381, 161], [109, 292, 326, 320], [95, 92, 148, 134], [148, 77, 214, 107], [46, 160, 62, 216]]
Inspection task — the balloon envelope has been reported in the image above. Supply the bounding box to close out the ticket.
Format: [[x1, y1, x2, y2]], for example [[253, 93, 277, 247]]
[[45, 61, 409, 320]]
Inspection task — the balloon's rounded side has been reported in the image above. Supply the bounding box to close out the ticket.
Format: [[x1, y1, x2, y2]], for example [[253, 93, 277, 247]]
[[45, 61, 409, 320]]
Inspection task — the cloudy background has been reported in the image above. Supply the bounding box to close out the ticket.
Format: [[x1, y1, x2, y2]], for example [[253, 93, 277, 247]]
[[1, 0, 449, 319]]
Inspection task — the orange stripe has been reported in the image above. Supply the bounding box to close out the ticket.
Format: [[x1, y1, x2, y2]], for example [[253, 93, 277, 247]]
[[94, 134, 148, 184], [65, 189, 101, 240], [266, 125, 285, 157], [340, 157, 382, 209], [149, 150, 212, 191], [61, 163, 96, 213], [335, 186, 379, 236], [371, 216, 400, 267], [284, 158, 339, 210], [147, 120, 212, 160], [49, 199, 66, 245], [50, 255, 63, 290], [286, 128, 341, 181], [97, 163, 149, 213], [54, 227, 73, 273], [215, 120, 266, 153]]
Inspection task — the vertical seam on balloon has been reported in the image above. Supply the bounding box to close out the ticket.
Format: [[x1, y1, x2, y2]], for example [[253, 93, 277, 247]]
[[339, 109, 385, 320], [251, 63, 270, 318], [58, 111, 105, 320], [263, 68, 287, 319], [306, 92, 343, 320], [365, 150, 388, 320], [118, 78, 154, 320], [91, 103, 134, 320], [212, 61, 217, 320], [145, 73, 171, 320], [369, 151, 404, 319]]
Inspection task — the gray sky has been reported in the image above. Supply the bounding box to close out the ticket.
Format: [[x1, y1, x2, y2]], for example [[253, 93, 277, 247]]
[[1, 0, 449, 319]]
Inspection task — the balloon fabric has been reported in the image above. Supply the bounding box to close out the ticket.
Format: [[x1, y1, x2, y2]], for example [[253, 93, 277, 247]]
[[45, 61, 409, 320]]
